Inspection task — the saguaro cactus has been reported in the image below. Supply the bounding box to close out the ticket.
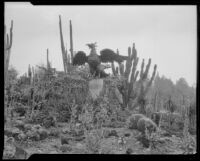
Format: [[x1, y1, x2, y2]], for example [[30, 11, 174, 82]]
[[59, 15, 68, 73], [4, 20, 13, 86]]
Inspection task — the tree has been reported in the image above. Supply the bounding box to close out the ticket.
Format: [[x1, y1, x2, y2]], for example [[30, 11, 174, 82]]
[[7, 65, 18, 84], [175, 77, 196, 106]]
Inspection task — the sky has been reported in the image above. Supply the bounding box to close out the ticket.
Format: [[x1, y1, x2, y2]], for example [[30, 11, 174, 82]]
[[5, 3, 197, 86]]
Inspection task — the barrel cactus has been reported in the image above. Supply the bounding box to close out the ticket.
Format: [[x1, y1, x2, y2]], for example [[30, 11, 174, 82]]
[[126, 113, 145, 129]]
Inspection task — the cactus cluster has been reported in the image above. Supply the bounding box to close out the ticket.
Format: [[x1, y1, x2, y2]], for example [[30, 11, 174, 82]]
[[126, 113, 145, 129], [126, 113, 157, 134], [112, 43, 157, 114], [59, 15, 74, 74]]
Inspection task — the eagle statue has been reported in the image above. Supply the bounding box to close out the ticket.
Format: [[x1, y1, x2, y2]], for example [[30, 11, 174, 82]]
[[72, 42, 128, 78]]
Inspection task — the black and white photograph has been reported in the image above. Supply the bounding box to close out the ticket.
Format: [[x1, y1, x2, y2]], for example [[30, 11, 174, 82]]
[[4, 3, 197, 158]]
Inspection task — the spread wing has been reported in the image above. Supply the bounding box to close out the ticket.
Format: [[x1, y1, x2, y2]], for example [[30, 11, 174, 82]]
[[72, 51, 88, 65], [100, 49, 129, 63]]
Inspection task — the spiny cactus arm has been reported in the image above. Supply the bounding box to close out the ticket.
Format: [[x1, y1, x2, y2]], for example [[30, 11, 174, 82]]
[[59, 15, 67, 73], [32, 66, 35, 83], [143, 58, 151, 80], [116, 49, 124, 76], [124, 47, 131, 77], [140, 59, 145, 80], [132, 43, 137, 59], [6, 20, 13, 50], [4, 20, 13, 86], [133, 70, 139, 82], [28, 64, 32, 77], [137, 83, 147, 114], [69, 20, 74, 63], [128, 61, 139, 98], [130, 57, 139, 82], [128, 52, 139, 99], [144, 64, 157, 94], [124, 47, 134, 79], [119, 63, 124, 75], [46, 49, 50, 69], [59, 15, 65, 53], [130, 44, 138, 79], [149, 64, 157, 84]]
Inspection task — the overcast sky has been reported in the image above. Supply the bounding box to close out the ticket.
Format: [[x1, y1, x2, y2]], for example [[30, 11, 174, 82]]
[[5, 3, 197, 86]]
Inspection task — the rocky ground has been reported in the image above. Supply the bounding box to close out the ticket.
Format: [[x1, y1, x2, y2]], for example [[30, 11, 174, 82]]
[[3, 116, 196, 159]]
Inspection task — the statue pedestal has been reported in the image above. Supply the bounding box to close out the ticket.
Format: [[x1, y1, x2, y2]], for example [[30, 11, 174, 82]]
[[89, 79, 104, 100]]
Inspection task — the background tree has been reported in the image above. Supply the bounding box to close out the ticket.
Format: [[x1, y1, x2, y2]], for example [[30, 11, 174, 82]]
[[7, 65, 19, 85]]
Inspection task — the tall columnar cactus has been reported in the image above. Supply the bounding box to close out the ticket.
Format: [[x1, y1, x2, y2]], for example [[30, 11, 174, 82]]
[[59, 15, 68, 73], [111, 49, 121, 76], [69, 20, 74, 63], [32, 66, 35, 84], [28, 64, 32, 84], [117, 43, 139, 109], [118, 43, 157, 113], [46, 48, 51, 78], [46, 49, 50, 70], [136, 62, 157, 114], [4, 20, 13, 87]]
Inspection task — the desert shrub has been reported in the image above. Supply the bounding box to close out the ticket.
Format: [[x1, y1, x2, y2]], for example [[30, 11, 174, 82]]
[[4, 127, 23, 140], [10, 103, 29, 117], [181, 114, 196, 154], [26, 130, 40, 141], [153, 111, 184, 132], [126, 113, 145, 129], [20, 125, 48, 141], [13, 120, 25, 131], [60, 144, 72, 153], [37, 128, 48, 140], [170, 112, 184, 130], [3, 137, 16, 159]]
